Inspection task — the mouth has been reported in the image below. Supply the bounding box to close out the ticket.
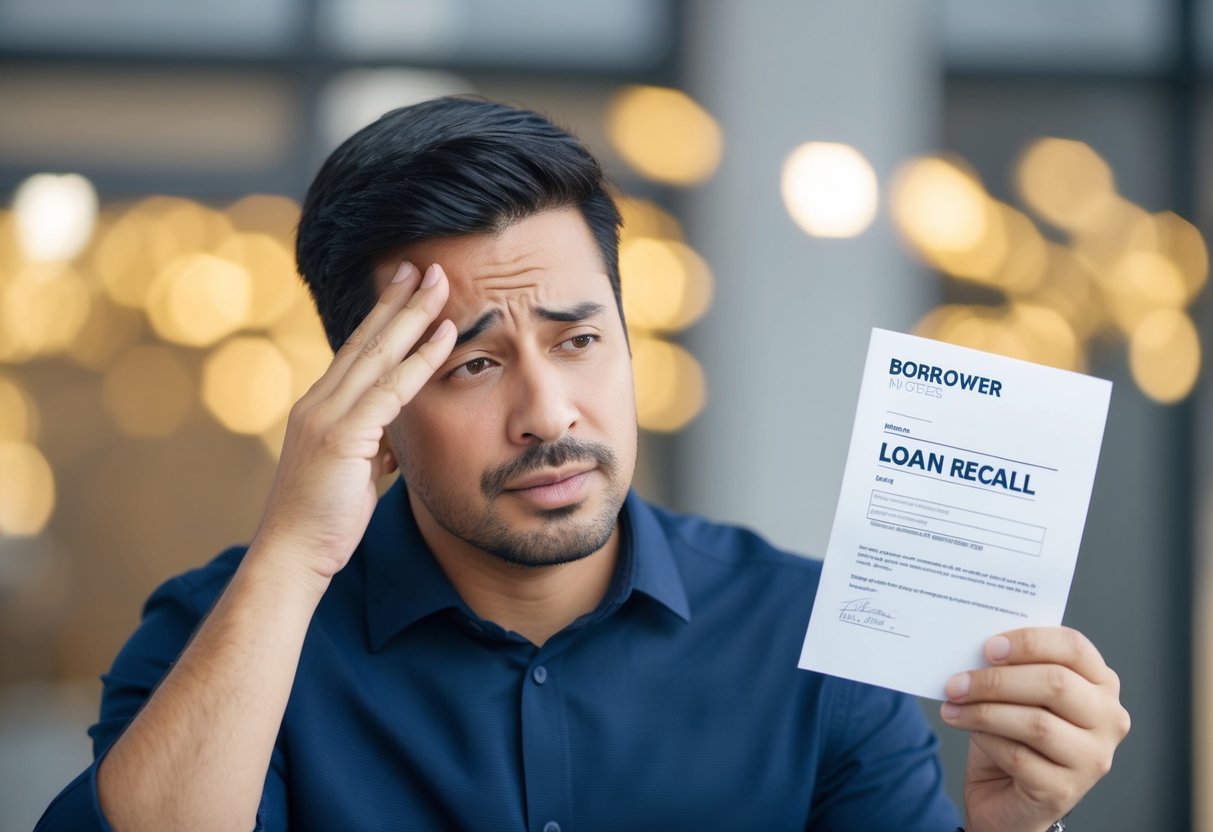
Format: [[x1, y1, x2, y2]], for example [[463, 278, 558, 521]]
[[503, 466, 596, 510]]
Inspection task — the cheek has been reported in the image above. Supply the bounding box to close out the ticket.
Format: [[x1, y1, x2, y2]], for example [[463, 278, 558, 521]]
[[390, 397, 487, 471]]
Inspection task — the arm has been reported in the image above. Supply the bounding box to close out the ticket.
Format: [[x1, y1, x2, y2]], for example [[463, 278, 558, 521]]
[[78, 261, 454, 832], [940, 627, 1131, 832], [810, 681, 962, 830]]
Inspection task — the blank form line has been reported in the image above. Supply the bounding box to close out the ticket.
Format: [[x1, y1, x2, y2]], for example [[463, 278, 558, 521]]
[[885, 410, 933, 423]]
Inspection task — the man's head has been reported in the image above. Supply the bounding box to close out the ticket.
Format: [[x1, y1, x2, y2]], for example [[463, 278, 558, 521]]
[[296, 96, 624, 352], [296, 98, 636, 570]]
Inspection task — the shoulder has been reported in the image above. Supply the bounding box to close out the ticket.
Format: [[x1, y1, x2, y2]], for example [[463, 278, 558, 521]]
[[645, 500, 822, 576], [637, 499, 823, 614], [141, 545, 249, 618]]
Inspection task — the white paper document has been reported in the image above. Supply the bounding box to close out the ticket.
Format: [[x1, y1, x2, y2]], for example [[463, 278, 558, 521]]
[[798, 328, 1111, 700]]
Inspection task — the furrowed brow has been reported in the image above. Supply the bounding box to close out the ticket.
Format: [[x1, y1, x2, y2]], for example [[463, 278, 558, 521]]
[[534, 302, 606, 323], [455, 310, 502, 347]]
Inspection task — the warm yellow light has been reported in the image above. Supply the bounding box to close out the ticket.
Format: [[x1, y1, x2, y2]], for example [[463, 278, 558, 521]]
[[1030, 245, 1103, 339], [214, 232, 299, 328], [224, 194, 301, 242], [1016, 138, 1117, 232], [270, 291, 334, 393], [891, 157, 991, 256], [102, 345, 194, 437], [259, 416, 289, 461], [913, 305, 1029, 362], [631, 335, 706, 432], [1069, 197, 1152, 274], [1129, 309, 1201, 403], [146, 252, 252, 347], [0, 441, 55, 536], [11, 173, 99, 262], [140, 195, 233, 263], [0, 373, 38, 442], [619, 238, 714, 332], [1007, 303, 1083, 372], [616, 195, 684, 242], [781, 142, 879, 238], [0, 265, 92, 361], [606, 86, 723, 186], [202, 336, 293, 434], [1100, 250, 1187, 335], [0, 210, 17, 279], [67, 296, 144, 371], [991, 204, 1048, 295], [1153, 211, 1208, 301], [93, 206, 157, 308]]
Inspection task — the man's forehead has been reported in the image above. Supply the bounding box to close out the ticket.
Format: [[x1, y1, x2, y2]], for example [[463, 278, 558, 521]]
[[373, 207, 605, 295]]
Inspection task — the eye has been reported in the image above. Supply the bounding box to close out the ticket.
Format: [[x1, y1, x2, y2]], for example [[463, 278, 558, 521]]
[[559, 333, 599, 351], [447, 356, 497, 380]]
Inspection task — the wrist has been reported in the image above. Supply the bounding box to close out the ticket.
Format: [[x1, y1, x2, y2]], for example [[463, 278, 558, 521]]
[[242, 537, 336, 603]]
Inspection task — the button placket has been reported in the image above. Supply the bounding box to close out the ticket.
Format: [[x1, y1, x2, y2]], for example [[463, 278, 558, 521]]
[[521, 655, 570, 832]]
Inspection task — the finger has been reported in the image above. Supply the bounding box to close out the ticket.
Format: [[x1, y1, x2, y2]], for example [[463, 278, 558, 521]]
[[986, 627, 1116, 685], [965, 731, 1079, 818], [331, 263, 450, 411], [311, 260, 423, 398], [351, 318, 457, 427], [945, 663, 1106, 729], [941, 700, 1092, 769]]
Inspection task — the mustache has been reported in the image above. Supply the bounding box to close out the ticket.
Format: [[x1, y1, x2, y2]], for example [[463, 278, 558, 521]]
[[481, 438, 618, 497]]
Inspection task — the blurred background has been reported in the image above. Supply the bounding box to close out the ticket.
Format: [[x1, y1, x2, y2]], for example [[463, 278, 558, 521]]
[[0, 0, 1208, 829]]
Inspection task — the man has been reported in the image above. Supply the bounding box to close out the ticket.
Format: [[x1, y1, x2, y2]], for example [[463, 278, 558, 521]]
[[38, 97, 1128, 831]]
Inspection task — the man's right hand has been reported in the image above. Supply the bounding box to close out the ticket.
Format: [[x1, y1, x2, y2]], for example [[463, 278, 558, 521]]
[[252, 260, 456, 585], [91, 261, 456, 832]]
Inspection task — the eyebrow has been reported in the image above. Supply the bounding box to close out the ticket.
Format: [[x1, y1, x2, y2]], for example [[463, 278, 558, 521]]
[[454, 302, 607, 347]]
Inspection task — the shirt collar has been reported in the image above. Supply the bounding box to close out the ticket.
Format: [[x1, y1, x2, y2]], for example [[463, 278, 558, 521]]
[[362, 480, 691, 652]]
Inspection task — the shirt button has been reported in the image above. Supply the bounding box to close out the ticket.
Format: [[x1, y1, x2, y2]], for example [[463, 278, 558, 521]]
[[532, 665, 548, 685], [543, 823, 561, 832]]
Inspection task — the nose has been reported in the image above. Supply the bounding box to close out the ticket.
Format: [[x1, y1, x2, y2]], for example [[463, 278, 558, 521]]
[[506, 352, 579, 445]]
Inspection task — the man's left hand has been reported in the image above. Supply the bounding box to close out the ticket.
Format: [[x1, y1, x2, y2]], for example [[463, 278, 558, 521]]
[[940, 626, 1131, 832]]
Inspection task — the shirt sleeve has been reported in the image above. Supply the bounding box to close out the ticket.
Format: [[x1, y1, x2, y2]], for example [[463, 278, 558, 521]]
[[34, 548, 289, 831], [809, 678, 962, 831]]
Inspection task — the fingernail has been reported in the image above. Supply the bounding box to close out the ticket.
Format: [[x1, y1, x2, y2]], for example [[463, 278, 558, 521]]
[[391, 261, 418, 284], [986, 635, 1012, 662], [941, 702, 962, 720], [421, 263, 441, 288], [431, 319, 455, 340], [945, 672, 971, 700]]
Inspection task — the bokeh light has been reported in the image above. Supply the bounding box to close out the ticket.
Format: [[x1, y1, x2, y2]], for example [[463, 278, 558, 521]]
[[102, 345, 195, 437], [0, 441, 56, 537], [619, 238, 714, 332], [606, 85, 723, 186], [0, 373, 38, 443], [223, 193, 301, 241], [1015, 138, 1117, 233], [11, 173, 99, 262], [1129, 309, 1201, 404], [66, 295, 144, 371], [1153, 211, 1208, 301], [631, 335, 706, 432], [616, 195, 684, 242], [781, 142, 879, 238], [891, 156, 994, 268], [1099, 250, 1187, 335], [145, 253, 252, 347], [0, 265, 92, 361], [202, 336, 293, 434], [213, 232, 299, 328]]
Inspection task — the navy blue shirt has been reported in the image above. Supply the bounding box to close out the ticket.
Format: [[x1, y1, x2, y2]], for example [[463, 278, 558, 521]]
[[38, 481, 960, 830]]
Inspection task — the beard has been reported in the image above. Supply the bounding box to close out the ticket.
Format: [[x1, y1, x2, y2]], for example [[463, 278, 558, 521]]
[[404, 437, 628, 568]]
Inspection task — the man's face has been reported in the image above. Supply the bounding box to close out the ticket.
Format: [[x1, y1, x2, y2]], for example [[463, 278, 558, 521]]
[[378, 207, 637, 568]]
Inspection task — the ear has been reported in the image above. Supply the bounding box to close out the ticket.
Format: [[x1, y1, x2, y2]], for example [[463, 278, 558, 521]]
[[376, 435, 399, 478]]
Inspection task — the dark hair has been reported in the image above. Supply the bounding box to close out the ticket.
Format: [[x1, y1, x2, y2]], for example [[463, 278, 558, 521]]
[[296, 96, 624, 351]]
